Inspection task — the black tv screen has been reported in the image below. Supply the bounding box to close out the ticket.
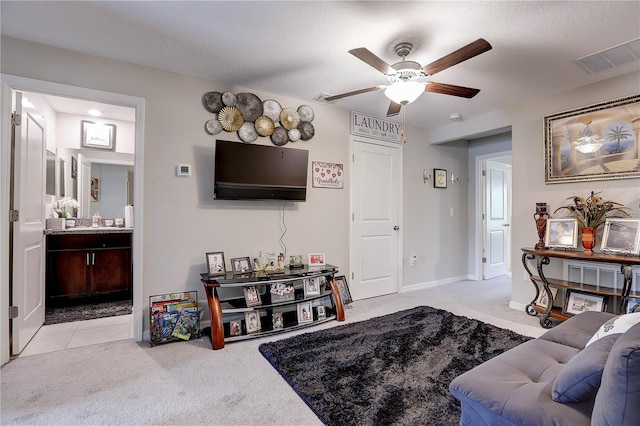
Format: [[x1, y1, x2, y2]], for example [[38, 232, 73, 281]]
[[214, 140, 308, 201]]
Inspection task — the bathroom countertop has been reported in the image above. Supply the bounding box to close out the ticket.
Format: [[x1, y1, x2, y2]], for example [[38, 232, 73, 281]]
[[45, 227, 133, 235]]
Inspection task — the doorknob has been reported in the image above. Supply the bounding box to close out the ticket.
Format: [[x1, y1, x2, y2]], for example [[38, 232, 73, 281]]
[[502, 223, 510, 227], [394, 226, 400, 231]]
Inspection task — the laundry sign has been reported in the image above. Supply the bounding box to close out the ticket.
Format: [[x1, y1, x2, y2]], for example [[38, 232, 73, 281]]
[[350, 111, 402, 143], [312, 161, 344, 189]]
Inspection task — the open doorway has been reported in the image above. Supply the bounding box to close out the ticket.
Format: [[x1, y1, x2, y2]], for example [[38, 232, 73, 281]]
[[1, 75, 144, 364]]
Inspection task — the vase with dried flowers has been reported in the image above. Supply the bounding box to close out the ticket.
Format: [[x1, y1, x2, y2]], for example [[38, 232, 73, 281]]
[[554, 191, 630, 252]]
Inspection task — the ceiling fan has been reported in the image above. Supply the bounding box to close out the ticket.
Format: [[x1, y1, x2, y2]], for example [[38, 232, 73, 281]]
[[324, 39, 492, 117]]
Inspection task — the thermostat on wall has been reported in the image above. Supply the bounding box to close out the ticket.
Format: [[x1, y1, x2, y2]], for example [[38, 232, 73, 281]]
[[176, 164, 191, 177]]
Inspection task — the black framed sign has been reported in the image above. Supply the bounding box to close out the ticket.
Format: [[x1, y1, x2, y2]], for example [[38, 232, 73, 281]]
[[81, 120, 116, 150], [434, 168, 447, 189]]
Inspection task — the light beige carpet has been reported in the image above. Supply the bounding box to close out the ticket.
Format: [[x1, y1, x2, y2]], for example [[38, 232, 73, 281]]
[[1, 276, 544, 425]]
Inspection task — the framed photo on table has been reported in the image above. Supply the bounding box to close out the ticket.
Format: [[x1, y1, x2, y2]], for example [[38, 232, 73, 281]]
[[243, 286, 262, 307], [245, 311, 261, 334], [205, 251, 226, 276], [544, 219, 578, 249], [297, 301, 313, 324], [601, 218, 640, 255], [334, 275, 353, 305], [563, 290, 606, 316], [231, 257, 253, 274], [81, 120, 116, 150], [308, 253, 325, 268], [303, 277, 321, 297]]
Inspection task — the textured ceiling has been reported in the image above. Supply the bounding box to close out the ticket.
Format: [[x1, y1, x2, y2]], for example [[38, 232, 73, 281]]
[[2, 1, 639, 132]]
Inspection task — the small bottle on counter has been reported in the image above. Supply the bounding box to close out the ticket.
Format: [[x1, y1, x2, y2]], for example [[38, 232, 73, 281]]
[[92, 211, 101, 228]]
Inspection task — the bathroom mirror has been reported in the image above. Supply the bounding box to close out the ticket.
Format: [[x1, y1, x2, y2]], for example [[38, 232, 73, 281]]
[[46, 150, 56, 196], [59, 158, 66, 197]]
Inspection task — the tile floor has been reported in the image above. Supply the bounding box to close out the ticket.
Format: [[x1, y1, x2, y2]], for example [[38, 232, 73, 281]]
[[19, 314, 133, 357]]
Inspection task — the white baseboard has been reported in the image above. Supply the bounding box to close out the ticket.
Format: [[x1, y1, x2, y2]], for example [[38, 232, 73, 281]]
[[399, 275, 468, 293], [509, 300, 528, 312]]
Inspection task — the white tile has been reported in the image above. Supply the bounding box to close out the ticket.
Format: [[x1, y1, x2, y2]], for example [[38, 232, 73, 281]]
[[33, 321, 80, 337], [66, 323, 132, 348], [19, 332, 73, 357], [76, 314, 132, 330]]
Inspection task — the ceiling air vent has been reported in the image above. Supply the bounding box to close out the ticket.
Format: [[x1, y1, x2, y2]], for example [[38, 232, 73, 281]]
[[576, 38, 640, 74]]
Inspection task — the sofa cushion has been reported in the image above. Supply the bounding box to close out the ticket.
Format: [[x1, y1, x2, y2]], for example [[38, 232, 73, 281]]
[[450, 338, 592, 426], [539, 311, 615, 349], [586, 312, 640, 346], [591, 322, 640, 426], [551, 334, 620, 403]]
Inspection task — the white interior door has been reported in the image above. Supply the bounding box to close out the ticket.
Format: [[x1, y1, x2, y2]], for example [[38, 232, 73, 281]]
[[483, 160, 511, 279], [77, 153, 91, 217], [350, 139, 401, 300], [11, 91, 46, 354]]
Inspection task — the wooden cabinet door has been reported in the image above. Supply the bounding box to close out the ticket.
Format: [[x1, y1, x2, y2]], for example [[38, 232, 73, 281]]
[[47, 250, 90, 300], [91, 248, 132, 296]]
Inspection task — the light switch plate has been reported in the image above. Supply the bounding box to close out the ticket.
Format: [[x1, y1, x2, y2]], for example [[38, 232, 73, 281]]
[[176, 164, 191, 177]]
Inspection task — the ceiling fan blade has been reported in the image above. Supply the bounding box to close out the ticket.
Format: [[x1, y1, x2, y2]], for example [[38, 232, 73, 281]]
[[386, 101, 402, 117], [426, 82, 481, 98], [349, 47, 395, 75], [324, 86, 381, 102], [423, 38, 492, 76]]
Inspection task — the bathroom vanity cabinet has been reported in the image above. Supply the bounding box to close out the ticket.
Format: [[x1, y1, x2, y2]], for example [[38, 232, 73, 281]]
[[46, 231, 132, 304]]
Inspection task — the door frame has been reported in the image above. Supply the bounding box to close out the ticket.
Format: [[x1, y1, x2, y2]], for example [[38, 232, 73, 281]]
[[1, 74, 145, 365], [472, 150, 512, 281], [348, 135, 403, 299]]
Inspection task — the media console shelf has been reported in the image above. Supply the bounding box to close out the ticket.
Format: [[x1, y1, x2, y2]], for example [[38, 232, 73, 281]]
[[522, 247, 640, 328], [200, 264, 345, 349]]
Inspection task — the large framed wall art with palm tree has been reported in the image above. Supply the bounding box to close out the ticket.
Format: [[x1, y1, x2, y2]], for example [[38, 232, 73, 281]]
[[544, 94, 640, 184]]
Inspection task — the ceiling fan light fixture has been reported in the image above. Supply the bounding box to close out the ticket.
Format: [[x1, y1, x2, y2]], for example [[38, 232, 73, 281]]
[[384, 81, 426, 105]]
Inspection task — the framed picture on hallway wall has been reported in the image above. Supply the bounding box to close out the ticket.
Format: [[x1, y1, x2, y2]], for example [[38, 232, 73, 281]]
[[81, 120, 117, 150], [544, 94, 640, 184]]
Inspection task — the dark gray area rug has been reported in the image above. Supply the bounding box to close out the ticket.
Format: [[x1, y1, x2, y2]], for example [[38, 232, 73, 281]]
[[259, 306, 530, 426], [44, 300, 132, 325]]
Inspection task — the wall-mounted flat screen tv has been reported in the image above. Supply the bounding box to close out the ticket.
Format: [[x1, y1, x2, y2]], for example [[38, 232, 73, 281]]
[[214, 140, 308, 201]]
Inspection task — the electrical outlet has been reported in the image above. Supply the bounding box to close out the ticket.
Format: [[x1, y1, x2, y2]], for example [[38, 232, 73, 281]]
[[410, 256, 417, 267]]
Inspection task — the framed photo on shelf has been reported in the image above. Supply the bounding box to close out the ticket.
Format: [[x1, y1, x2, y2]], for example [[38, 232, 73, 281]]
[[231, 256, 253, 274], [601, 218, 640, 255], [205, 251, 226, 276], [289, 254, 304, 268], [563, 290, 606, 316], [627, 298, 640, 314], [229, 320, 242, 337], [308, 253, 325, 268], [334, 275, 353, 305], [303, 277, 321, 297], [316, 305, 326, 320], [544, 219, 578, 249], [81, 120, 116, 150], [270, 282, 295, 303], [433, 168, 447, 189], [534, 287, 559, 309], [297, 301, 313, 324], [243, 285, 262, 307], [245, 311, 261, 334], [272, 312, 284, 329]]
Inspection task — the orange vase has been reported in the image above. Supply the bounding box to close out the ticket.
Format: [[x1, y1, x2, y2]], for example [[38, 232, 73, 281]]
[[581, 227, 596, 253]]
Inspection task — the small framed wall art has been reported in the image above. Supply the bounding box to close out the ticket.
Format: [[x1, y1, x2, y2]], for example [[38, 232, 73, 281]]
[[81, 120, 116, 150], [433, 168, 447, 189]]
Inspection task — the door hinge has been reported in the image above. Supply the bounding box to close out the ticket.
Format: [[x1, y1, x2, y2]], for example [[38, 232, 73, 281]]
[[9, 210, 19, 222], [9, 306, 18, 319], [351, 272, 354, 280], [482, 213, 486, 220], [482, 257, 487, 264], [352, 153, 355, 162], [11, 112, 21, 128], [482, 170, 486, 177]]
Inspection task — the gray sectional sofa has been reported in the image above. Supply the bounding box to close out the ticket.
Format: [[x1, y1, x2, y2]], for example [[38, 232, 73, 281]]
[[449, 311, 640, 425]]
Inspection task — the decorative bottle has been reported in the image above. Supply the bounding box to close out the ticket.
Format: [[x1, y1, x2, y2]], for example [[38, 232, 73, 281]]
[[92, 211, 101, 228]]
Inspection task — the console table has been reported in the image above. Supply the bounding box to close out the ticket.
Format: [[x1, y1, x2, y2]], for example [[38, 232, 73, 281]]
[[201, 264, 345, 349], [522, 247, 640, 328]]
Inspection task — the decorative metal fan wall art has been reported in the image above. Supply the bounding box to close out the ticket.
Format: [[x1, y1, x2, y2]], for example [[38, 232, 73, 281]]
[[324, 39, 492, 117], [202, 91, 315, 145]]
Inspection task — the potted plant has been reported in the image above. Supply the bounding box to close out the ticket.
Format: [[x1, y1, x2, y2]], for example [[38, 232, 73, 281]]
[[554, 191, 630, 252]]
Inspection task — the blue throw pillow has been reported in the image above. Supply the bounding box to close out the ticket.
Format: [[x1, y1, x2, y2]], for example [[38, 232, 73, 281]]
[[552, 334, 620, 403]]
